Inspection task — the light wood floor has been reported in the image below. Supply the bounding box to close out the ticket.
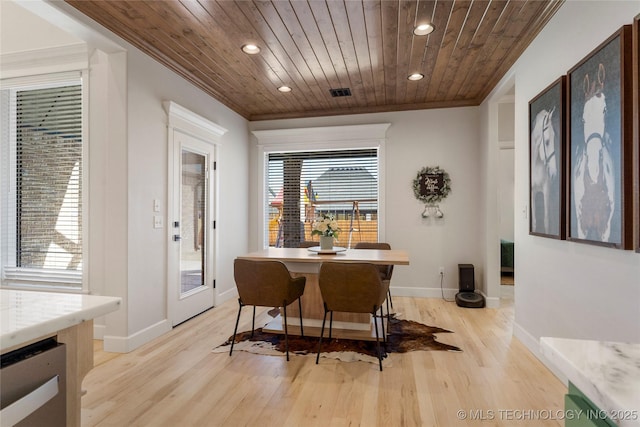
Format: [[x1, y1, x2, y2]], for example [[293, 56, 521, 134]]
[[83, 296, 566, 426]]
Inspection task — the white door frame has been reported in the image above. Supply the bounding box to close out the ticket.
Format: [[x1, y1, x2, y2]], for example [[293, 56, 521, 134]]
[[164, 102, 227, 326], [169, 131, 215, 325]]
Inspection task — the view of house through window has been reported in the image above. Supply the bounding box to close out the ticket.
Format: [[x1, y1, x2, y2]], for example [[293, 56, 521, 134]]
[[266, 149, 378, 248], [1, 80, 83, 287]]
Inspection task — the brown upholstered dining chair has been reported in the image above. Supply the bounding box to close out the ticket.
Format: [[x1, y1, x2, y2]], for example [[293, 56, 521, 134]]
[[354, 242, 394, 312], [315, 262, 389, 371], [231, 259, 306, 361]]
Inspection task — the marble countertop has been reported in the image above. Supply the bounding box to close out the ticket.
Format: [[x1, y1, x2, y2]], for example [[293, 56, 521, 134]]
[[1, 289, 121, 352], [541, 337, 640, 427]]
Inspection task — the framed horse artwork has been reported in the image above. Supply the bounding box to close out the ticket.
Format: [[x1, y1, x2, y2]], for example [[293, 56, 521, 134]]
[[529, 77, 566, 239], [567, 25, 634, 249]]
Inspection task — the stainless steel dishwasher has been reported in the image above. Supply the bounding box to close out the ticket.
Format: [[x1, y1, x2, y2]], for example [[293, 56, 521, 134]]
[[1, 337, 66, 426]]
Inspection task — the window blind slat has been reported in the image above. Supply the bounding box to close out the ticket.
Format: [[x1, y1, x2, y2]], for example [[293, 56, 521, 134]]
[[267, 149, 378, 248], [10, 83, 83, 277]]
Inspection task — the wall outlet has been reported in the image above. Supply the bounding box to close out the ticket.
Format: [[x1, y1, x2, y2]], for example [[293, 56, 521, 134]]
[[439, 266, 445, 275]]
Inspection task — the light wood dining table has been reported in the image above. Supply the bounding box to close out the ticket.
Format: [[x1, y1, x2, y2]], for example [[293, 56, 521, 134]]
[[237, 247, 409, 340]]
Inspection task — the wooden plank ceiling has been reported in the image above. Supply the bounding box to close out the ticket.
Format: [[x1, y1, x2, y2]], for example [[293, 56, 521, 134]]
[[65, 0, 563, 121]]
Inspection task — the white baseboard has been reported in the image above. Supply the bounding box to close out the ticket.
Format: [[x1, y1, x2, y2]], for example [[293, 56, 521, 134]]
[[391, 286, 458, 299], [103, 319, 171, 353], [217, 287, 238, 303], [392, 286, 500, 308], [513, 321, 540, 357], [478, 289, 500, 308], [99, 289, 237, 354], [93, 323, 106, 340], [513, 321, 568, 385]]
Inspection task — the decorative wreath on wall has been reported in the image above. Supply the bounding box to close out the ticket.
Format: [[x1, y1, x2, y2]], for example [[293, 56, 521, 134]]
[[412, 166, 451, 204]]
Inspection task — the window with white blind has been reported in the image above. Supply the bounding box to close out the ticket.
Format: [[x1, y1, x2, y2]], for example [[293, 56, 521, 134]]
[[1, 74, 85, 288], [266, 149, 378, 248]]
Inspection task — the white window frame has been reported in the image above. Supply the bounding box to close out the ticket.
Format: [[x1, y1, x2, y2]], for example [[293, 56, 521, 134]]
[[0, 71, 89, 291], [252, 123, 391, 249]]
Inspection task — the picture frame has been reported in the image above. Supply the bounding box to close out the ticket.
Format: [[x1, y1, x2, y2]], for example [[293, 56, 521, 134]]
[[633, 14, 640, 252], [567, 25, 633, 249], [529, 76, 566, 239]]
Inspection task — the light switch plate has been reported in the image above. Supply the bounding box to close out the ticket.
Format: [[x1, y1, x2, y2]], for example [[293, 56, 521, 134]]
[[153, 215, 163, 229], [153, 199, 160, 212]]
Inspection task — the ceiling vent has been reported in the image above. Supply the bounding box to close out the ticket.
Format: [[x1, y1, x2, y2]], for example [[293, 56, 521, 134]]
[[329, 88, 352, 97]]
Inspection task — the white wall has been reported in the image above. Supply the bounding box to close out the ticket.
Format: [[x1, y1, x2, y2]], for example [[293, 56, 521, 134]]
[[124, 40, 250, 342], [498, 148, 515, 241], [250, 107, 485, 300], [0, 1, 82, 53], [87, 49, 129, 343], [498, 101, 515, 241], [478, 76, 513, 307], [484, 1, 640, 355]]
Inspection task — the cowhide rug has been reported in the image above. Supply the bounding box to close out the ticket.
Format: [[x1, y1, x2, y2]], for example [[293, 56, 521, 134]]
[[213, 315, 461, 366]]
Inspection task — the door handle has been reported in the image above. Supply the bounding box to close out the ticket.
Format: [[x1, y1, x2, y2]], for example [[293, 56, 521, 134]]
[[0, 375, 59, 426], [173, 235, 181, 241]]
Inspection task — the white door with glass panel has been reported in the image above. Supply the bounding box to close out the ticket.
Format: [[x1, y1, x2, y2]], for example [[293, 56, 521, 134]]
[[168, 130, 216, 326]]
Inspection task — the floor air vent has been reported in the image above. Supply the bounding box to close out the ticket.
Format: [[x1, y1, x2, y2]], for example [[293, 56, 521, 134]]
[[329, 88, 352, 97]]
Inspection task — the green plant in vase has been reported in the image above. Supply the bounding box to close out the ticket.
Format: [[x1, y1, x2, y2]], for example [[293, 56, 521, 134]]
[[311, 213, 341, 250]]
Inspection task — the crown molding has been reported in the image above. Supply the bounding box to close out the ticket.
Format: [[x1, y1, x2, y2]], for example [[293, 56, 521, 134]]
[[1, 43, 88, 79], [252, 123, 391, 147], [163, 101, 228, 142]]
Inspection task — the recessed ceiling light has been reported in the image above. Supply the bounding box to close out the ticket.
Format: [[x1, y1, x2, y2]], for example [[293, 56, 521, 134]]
[[413, 23, 435, 36], [241, 44, 260, 54], [278, 86, 292, 93], [407, 73, 424, 81]]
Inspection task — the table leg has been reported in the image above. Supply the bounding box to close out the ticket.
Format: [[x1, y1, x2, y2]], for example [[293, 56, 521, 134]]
[[274, 272, 377, 340], [56, 320, 93, 427]]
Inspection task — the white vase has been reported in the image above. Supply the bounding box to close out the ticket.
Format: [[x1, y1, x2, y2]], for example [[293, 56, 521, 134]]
[[319, 235, 334, 250]]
